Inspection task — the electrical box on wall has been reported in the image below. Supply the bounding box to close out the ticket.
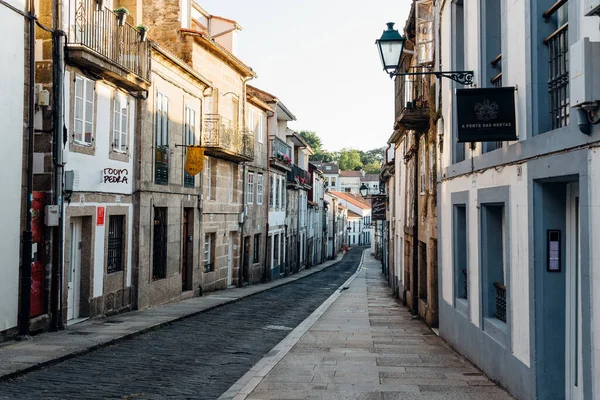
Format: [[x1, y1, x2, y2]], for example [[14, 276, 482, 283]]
[[570, 38, 600, 107], [44, 205, 59, 227], [584, 0, 600, 16]]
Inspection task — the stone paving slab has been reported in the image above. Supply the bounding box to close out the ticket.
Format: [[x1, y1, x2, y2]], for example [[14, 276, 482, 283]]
[[0, 252, 345, 381], [225, 252, 514, 400]]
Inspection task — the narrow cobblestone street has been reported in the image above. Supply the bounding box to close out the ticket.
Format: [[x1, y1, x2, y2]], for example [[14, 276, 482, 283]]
[[0, 249, 363, 400]]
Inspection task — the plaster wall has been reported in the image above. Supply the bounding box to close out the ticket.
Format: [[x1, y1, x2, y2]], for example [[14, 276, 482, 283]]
[[440, 163, 530, 365], [0, 0, 26, 332], [64, 75, 135, 195]]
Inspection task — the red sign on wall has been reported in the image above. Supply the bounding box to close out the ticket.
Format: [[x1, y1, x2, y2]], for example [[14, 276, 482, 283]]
[[97, 206, 105, 226]]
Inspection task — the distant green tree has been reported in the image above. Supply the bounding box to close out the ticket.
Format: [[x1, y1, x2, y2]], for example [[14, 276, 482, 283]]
[[360, 147, 386, 165], [363, 161, 382, 174], [298, 130, 322, 153], [338, 148, 363, 171]]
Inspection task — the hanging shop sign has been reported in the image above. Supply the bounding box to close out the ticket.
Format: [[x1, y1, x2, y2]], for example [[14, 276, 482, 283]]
[[371, 195, 387, 221], [185, 146, 205, 176], [456, 87, 517, 142]]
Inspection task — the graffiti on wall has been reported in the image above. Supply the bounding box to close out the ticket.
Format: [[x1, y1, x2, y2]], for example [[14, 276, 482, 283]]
[[103, 168, 129, 184]]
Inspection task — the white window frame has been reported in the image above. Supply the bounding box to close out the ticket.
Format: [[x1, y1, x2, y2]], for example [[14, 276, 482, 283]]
[[74, 74, 95, 145], [257, 173, 263, 205], [204, 233, 212, 270], [112, 91, 128, 152], [247, 172, 255, 204], [184, 106, 196, 146], [156, 92, 169, 147], [258, 113, 264, 143], [249, 108, 255, 134]]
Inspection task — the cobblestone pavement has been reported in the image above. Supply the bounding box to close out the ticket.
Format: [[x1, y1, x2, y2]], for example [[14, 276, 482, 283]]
[[242, 253, 513, 400], [0, 248, 364, 400]]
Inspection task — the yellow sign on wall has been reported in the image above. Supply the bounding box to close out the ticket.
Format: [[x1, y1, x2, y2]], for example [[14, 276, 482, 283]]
[[185, 146, 204, 176]]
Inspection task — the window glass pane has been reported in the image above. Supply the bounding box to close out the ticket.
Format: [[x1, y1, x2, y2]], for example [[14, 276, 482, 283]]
[[85, 123, 93, 143], [74, 120, 83, 141], [75, 98, 83, 121], [85, 80, 94, 102], [75, 77, 83, 98], [121, 133, 127, 151], [85, 101, 93, 124]]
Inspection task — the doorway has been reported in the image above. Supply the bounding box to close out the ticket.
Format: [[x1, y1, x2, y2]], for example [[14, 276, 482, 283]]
[[534, 180, 582, 399], [67, 218, 82, 321], [565, 183, 582, 400], [243, 236, 250, 285], [182, 209, 193, 291]]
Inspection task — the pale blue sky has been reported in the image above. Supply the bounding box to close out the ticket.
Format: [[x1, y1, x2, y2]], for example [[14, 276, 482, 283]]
[[200, 0, 410, 152]]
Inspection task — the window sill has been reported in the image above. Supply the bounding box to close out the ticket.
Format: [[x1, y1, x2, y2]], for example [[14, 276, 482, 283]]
[[483, 316, 508, 348], [455, 297, 469, 318]]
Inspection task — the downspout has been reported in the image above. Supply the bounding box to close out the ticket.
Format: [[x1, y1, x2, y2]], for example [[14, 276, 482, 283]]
[[412, 131, 419, 316], [238, 75, 252, 287], [51, 0, 65, 331], [18, 0, 37, 338]]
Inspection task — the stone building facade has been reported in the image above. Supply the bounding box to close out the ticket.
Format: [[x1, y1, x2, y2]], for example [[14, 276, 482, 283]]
[[242, 94, 271, 284], [134, 44, 210, 309], [385, 4, 438, 328]]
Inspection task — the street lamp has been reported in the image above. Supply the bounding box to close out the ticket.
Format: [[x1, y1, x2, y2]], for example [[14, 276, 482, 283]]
[[359, 183, 369, 199], [375, 22, 474, 85]]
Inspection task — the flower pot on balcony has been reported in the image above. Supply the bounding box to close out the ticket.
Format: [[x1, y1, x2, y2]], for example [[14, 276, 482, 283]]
[[113, 7, 129, 26], [96, 0, 105, 11], [136, 25, 149, 42]]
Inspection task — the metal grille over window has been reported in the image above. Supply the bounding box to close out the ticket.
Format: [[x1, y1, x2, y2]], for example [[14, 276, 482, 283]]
[[544, 2, 569, 130], [152, 208, 167, 280], [494, 282, 507, 322], [107, 215, 124, 274]]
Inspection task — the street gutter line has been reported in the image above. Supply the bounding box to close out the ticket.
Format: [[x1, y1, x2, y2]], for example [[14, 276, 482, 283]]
[[218, 249, 368, 400]]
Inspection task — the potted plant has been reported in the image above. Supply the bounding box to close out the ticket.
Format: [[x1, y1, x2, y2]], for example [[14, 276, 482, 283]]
[[136, 24, 149, 42], [96, 0, 105, 11], [113, 7, 129, 26]]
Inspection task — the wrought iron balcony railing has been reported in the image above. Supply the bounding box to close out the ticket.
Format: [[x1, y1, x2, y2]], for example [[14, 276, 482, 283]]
[[395, 65, 431, 130], [462, 269, 468, 300], [270, 135, 292, 170], [202, 114, 254, 162], [287, 165, 311, 188], [66, 0, 151, 89]]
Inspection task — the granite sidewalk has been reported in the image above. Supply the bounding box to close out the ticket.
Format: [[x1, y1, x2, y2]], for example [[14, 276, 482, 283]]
[[0, 252, 345, 382], [223, 252, 513, 400]]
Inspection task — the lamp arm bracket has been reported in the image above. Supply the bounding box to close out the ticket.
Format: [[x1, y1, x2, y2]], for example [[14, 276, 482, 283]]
[[388, 70, 474, 85]]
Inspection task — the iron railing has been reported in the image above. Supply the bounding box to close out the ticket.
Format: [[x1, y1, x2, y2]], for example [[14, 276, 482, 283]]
[[202, 114, 254, 159], [287, 165, 311, 187], [397, 65, 431, 117], [152, 208, 167, 280], [544, 23, 569, 130], [67, 0, 151, 81], [494, 282, 507, 323], [107, 215, 124, 274], [240, 128, 255, 160], [270, 135, 292, 161]]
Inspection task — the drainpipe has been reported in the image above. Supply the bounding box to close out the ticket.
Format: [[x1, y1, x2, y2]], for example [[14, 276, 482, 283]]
[[18, 0, 37, 339], [238, 75, 253, 287], [51, 2, 65, 331], [411, 131, 419, 316]]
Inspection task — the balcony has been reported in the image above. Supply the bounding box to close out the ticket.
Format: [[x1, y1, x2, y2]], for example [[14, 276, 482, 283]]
[[395, 66, 431, 130], [269, 135, 292, 171], [66, 0, 151, 92], [202, 114, 254, 162], [287, 165, 311, 189]]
